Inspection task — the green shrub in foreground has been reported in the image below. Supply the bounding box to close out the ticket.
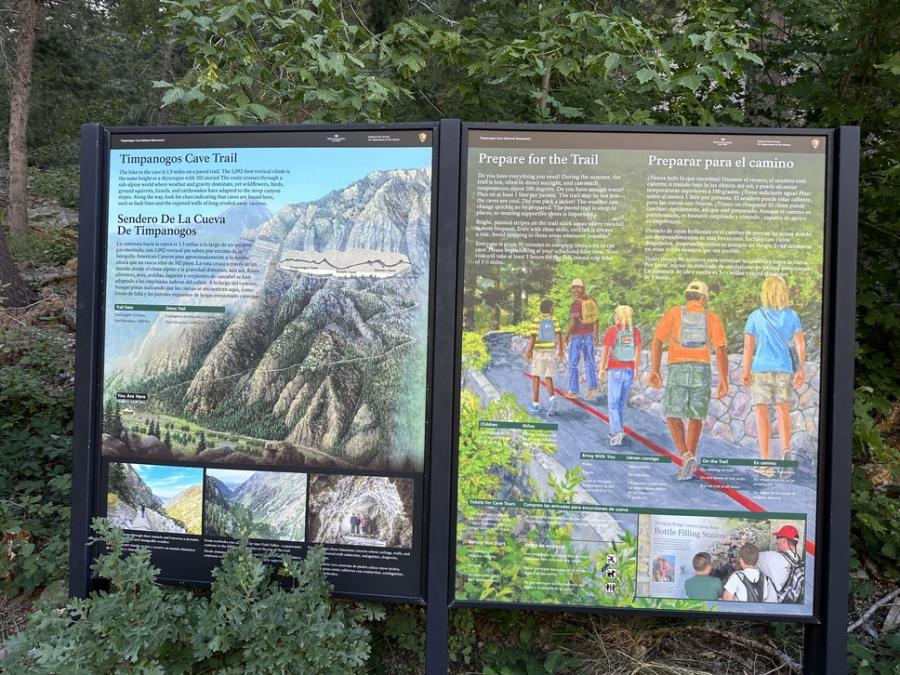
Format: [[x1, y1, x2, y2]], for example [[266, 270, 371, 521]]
[[2, 519, 381, 674]]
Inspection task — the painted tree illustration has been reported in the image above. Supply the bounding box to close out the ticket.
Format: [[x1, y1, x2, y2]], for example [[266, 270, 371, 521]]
[[197, 430, 207, 453]]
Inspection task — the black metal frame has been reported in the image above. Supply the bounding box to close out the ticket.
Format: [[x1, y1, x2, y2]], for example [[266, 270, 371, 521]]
[[70, 121, 442, 605], [438, 122, 858, 674], [73, 120, 858, 675]]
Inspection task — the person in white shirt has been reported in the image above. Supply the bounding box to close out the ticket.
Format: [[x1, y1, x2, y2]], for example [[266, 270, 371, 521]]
[[758, 525, 804, 603], [723, 543, 775, 602]]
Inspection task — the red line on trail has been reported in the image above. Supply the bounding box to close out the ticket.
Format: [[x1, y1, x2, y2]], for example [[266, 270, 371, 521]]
[[520, 372, 816, 557]]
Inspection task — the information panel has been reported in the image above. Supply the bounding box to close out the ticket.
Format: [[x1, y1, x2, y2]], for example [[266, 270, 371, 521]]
[[454, 128, 828, 617], [97, 127, 435, 599]]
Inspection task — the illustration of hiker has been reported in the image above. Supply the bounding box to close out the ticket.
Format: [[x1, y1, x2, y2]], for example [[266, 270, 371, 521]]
[[350, 513, 359, 534], [360, 514, 368, 535], [684, 552, 724, 600], [140, 505, 146, 518], [722, 543, 775, 602], [563, 279, 600, 401], [649, 280, 729, 480], [740, 276, 806, 478], [599, 305, 642, 446], [526, 299, 564, 415], [758, 525, 805, 603]]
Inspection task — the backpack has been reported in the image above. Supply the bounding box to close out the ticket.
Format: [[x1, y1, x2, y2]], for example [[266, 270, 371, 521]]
[[775, 551, 805, 604], [736, 570, 768, 602], [537, 317, 556, 344], [612, 327, 636, 361], [678, 306, 708, 348], [580, 297, 599, 325]]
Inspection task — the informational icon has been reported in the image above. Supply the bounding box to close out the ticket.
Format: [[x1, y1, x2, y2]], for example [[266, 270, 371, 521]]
[[605, 582, 617, 593], [606, 554, 617, 565], [606, 568, 617, 579]]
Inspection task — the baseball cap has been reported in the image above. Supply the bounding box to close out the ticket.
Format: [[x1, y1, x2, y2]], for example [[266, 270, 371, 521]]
[[773, 525, 800, 540], [570, 278, 585, 288], [685, 280, 709, 297]]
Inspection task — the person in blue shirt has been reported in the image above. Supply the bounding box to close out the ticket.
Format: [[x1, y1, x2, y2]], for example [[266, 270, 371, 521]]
[[740, 276, 806, 477]]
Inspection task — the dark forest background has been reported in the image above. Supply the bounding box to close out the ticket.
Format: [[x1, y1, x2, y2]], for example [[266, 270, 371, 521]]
[[0, 1, 897, 672]]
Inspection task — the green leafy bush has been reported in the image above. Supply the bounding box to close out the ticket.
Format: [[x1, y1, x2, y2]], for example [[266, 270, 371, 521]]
[[8, 226, 77, 267], [0, 329, 74, 595], [2, 519, 380, 674], [29, 167, 80, 209], [461, 331, 492, 371]]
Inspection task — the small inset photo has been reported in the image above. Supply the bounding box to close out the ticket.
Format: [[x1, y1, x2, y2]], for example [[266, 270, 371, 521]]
[[204, 469, 307, 542], [307, 475, 414, 548], [106, 462, 203, 535], [636, 513, 806, 605]]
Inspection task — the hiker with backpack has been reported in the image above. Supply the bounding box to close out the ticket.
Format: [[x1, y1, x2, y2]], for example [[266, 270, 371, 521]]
[[740, 276, 806, 478], [649, 280, 729, 480], [599, 305, 642, 446], [563, 279, 600, 401], [722, 543, 775, 602], [758, 525, 805, 603], [526, 299, 564, 415]]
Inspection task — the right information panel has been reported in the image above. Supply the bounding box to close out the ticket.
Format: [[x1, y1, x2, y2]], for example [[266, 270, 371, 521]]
[[455, 129, 827, 617]]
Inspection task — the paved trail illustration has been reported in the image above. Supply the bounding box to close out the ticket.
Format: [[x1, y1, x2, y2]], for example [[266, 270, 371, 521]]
[[470, 334, 818, 556]]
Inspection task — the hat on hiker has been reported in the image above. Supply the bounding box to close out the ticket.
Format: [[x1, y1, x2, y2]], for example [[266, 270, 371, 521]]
[[570, 278, 585, 288], [685, 280, 709, 297], [773, 525, 800, 540]]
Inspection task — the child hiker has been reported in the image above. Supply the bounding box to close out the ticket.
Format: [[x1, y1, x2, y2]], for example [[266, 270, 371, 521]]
[[527, 299, 564, 415], [599, 305, 641, 446]]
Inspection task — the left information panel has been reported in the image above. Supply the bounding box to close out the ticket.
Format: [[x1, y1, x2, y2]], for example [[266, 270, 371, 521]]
[[96, 128, 435, 599]]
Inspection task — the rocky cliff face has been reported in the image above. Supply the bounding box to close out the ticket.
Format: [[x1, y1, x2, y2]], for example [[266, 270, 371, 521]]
[[114, 168, 431, 471], [106, 463, 187, 534], [110, 462, 163, 511], [231, 472, 307, 541], [307, 475, 413, 549], [245, 168, 431, 271]]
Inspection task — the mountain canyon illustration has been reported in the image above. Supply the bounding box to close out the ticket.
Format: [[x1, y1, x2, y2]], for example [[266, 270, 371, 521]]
[[102, 158, 433, 472]]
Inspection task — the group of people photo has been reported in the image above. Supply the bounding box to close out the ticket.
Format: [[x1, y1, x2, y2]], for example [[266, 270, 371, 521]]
[[681, 525, 806, 604], [349, 512, 379, 537], [525, 275, 806, 480]]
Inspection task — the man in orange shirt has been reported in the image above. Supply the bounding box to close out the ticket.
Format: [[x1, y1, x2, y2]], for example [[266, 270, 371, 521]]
[[648, 280, 729, 480]]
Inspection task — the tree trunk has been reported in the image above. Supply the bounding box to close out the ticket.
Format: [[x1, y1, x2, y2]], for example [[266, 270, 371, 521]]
[[7, 0, 40, 236], [0, 229, 35, 307]]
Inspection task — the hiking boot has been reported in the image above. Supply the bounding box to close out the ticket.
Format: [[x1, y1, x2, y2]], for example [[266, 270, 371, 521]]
[[585, 387, 600, 402], [548, 397, 559, 416], [528, 402, 541, 414], [753, 465, 776, 478], [677, 453, 696, 480], [779, 450, 792, 479], [561, 390, 578, 400], [609, 432, 624, 446]]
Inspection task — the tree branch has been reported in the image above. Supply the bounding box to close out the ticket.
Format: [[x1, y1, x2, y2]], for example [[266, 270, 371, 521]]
[[848, 587, 900, 634], [415, 0, 459, 26]]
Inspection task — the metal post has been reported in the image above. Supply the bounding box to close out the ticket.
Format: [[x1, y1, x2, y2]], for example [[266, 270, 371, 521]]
[[803, 126, 859, 674], [424, 119, 461, 675], [69, 123, 106, 598]]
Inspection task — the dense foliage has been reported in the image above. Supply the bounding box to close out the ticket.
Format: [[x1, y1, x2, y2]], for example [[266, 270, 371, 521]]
[[0, 0, 897, 670], [3, 519, 379, 673]]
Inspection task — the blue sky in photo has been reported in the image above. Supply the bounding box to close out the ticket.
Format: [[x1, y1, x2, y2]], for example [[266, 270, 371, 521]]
[[132, 463, 203, 500]]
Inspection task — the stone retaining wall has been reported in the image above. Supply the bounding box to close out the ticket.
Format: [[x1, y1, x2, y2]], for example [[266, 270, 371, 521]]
[[509, 335, 821, 468]]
